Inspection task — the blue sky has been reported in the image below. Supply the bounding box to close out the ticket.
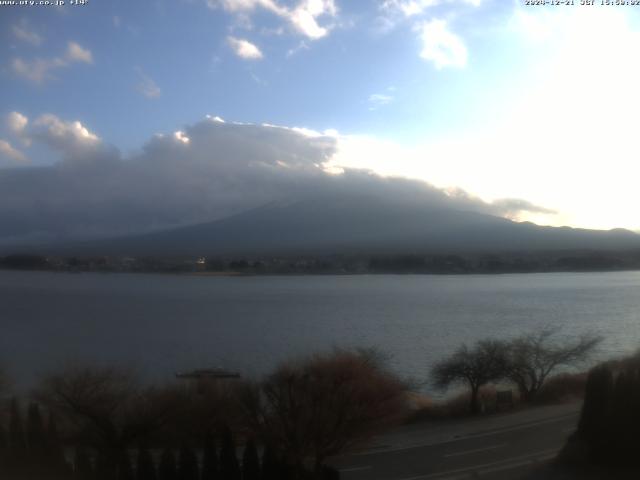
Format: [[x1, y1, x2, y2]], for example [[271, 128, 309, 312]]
[[2, 0, 640, 236], [1, 0, 509, 150]]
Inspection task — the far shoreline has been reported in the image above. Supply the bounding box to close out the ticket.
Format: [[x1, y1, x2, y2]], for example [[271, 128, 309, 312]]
[[2, 265, 640, 278]]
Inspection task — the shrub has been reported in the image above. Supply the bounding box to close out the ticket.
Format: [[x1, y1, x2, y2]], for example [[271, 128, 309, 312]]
[[241, 348, 408, 474]]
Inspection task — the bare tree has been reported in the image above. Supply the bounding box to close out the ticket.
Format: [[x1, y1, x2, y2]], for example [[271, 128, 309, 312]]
[[240, 348, 408, 477], [431, 340, 507, 414], [34, 366, 181, 471], [504, 328, 601, 402]]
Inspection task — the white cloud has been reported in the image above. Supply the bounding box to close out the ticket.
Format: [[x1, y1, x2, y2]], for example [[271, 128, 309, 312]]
[[113, 15, 121, 28], [207, 0, 280, 13], [378, 0, 479, 54], [368, 93, 394, 110], [289, 0, 337, 39], [206, 114, 226, 123], [6, 111, 29, 136], [227, 36, 264, 59], [173, 131, 190, 144], [11, 41, 93, 84], [11, 20, 43, 46], [0, 140, 28, 164], [208, 0, 337, 39], [381, 0, 438, 17], [135, 68, 161, 98], [377, 1, 477, 63], [31, 113, 101, 157], [5, 111, 31, 147], [381, 0, 482, 18], [66, 41, 93, 63], [418, 19, 467, 68]]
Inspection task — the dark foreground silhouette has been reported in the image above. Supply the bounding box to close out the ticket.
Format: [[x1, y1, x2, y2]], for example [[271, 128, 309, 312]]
[[0, 348, 409, 480], [527, 352, 640, 479]]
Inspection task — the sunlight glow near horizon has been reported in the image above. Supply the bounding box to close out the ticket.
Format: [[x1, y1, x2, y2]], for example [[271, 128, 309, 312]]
[[330, 7, 640, 231]]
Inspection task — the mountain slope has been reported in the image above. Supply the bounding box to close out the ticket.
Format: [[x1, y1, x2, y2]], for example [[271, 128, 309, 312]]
[[57, 195, 640, 257]]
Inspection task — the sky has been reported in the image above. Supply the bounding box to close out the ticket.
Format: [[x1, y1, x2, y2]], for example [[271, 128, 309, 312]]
[[2, 0, 640, 243]]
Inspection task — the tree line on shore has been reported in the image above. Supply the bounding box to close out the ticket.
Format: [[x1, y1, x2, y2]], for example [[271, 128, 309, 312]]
[[3, 250, 640, 275]]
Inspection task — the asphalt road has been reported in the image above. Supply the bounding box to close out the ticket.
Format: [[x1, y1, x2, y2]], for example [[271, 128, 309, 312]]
[[331, 405, 580, 480]]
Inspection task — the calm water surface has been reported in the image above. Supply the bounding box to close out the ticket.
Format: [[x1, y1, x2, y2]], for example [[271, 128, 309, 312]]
[[2, 270, 640, 389]]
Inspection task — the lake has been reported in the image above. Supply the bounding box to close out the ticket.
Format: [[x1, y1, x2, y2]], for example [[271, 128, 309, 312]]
[[1, 270, 639, 390]]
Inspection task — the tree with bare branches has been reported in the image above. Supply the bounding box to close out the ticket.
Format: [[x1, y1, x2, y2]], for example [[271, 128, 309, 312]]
[[431, 340, 507, 414], [240, 348, 408, 477], [35, 366, 182, 475], [503, 328, 601, 402]]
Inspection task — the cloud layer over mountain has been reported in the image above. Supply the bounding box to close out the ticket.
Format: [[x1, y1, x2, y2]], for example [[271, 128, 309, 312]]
[[0, 113, 553, 246]]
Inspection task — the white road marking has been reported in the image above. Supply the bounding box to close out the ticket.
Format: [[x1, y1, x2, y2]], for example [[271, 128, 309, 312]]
[[444, 443, 506, 458]]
